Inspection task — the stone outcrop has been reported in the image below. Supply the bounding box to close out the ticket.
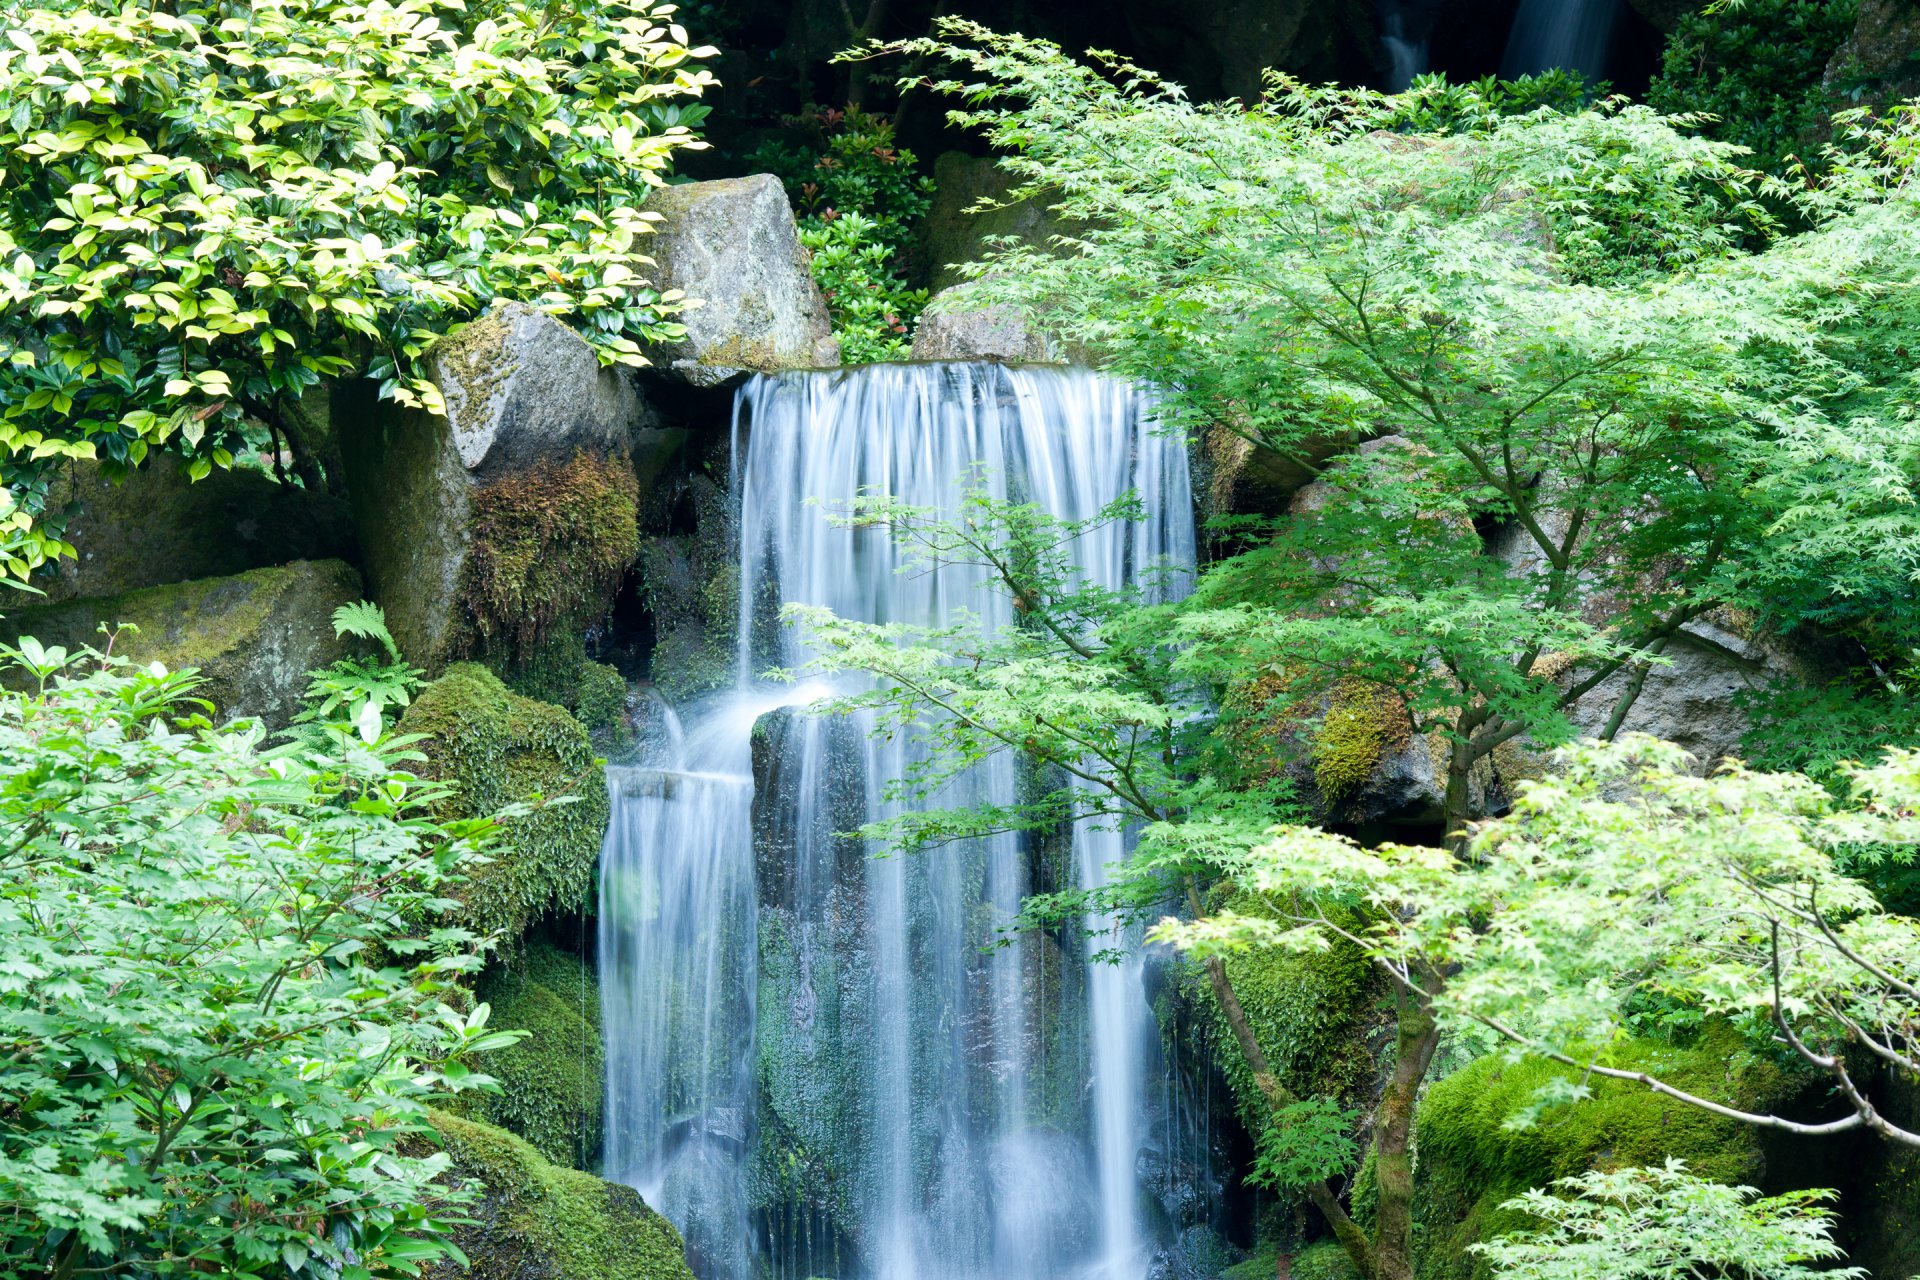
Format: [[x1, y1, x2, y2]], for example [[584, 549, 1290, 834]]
[[1825, 0, 1920, 106], [34, 454, 354, 606], [642, 175, 838, 386], [333, 303, 653, 678], [0, 559, 361, 727]]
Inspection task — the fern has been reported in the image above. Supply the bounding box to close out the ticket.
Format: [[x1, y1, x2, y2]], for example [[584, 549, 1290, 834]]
[[332, 600, 400, 662]]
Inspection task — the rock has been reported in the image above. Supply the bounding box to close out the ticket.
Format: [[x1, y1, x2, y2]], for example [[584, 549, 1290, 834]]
[[1825, 0, 1920, 106], [333, 303, 649, 677], [423, 1111, 694, 1280], [909, 283, 1062, 363], [0, 559, 361, 728], [642, 175, 838, 386], [922, 153, 1073, 292], [32, 454, 354, 606], [397, 663, 607, 942]]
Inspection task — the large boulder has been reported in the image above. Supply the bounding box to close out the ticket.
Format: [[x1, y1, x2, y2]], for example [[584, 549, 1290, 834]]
[[33, 454, 354, 606], [642, 175, 838, 386], [424, 1111, 693, 1280], [1825, 0, 1920, 106], [333, 303, 652, 678], [0, 559, 361, 727]]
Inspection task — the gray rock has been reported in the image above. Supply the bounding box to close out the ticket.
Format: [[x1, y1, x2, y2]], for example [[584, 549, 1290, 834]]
[[33, 454, 355, 607], [909, 283, 1062, 363], [334, 302, 656, 674], [0, 559, 362, 728], [643, 175, 839, 386], [922, 153, 1073, 292]]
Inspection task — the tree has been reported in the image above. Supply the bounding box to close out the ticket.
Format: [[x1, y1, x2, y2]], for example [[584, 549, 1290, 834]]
[[0, 0, 716, 578], [0, 637, 521, 1278], [794, 26, 1920, 1279], [1471, 1161, 1862, 1280]]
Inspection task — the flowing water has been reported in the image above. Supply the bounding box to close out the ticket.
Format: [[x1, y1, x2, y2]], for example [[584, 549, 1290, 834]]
[[1500, 0, 1621, 79], [600, 362, 1197, 1279]]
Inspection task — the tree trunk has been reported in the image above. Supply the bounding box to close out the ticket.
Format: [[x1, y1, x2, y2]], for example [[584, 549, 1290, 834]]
[[1368, 980, 1443, 1280]]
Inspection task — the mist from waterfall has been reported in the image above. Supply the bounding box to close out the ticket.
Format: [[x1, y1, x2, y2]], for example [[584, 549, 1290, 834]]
[[599, 362, 1196, 1279]]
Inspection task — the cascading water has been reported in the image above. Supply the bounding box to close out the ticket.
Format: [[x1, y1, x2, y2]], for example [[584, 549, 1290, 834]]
[[1500, 0, 1622, 79], [601, 362, 1196, 1279]]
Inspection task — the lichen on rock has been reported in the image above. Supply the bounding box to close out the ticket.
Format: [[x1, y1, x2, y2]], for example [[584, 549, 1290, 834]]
[[398, 663, 607, 943], [423, 1111, 693, 1280]]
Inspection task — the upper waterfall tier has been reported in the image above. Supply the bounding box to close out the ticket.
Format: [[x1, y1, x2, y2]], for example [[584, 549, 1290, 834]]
[[601, 362, 1198, 1280]]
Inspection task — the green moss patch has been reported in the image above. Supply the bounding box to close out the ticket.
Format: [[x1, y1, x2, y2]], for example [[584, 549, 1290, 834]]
[[467, 941, 603, 1169], [1413, 1028, 1816, 1279], [399, 663, 607, 942], [462, 451, 639, 667], [425, 1111, 692, 1280]]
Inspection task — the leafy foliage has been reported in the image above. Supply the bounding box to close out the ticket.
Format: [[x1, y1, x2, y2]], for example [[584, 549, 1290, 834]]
[[294, 600, 426, 744], [1648, 0, 1858, 174], [0, 640, 522, 1277], [1250, 1098, 1360, 1191], [1471, 1160, 1861, 1280], [0, 0, 716, 577], [751, 105, 932, 360]]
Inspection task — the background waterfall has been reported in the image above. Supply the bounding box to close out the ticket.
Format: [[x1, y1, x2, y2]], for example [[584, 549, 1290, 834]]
[[1501, 0, 1622, 79], [602, 362, 1196, 1279]]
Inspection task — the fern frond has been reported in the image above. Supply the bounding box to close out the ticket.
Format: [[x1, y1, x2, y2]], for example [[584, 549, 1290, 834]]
[[332, 600, 400, 662]]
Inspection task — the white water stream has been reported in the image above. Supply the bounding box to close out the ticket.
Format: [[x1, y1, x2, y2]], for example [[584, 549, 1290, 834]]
[[600, 363, 1195, 1279]]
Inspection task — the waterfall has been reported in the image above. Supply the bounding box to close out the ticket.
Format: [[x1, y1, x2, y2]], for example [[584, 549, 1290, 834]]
[[601, 362, 1197, 1279], [1500, 0, 1621, 79]]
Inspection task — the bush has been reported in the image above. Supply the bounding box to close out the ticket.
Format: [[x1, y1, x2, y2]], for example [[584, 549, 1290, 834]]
[[0, 638, 517, 1277]]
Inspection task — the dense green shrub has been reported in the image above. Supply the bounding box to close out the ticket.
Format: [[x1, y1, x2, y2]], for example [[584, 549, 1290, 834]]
[[751, 106, 933, 360], [0, 640, 517, 1277], [1648, 0, 1858, 174], [0, 0, 715, 576]]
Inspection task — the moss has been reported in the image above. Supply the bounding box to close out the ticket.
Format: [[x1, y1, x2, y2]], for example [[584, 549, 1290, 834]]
[[1225, 1240, 1362, 1280], [1186, 891, 1384, 1138], [424, 1111, 693, 1280], [1412, 1027, 1814, 1279], [466, 942, 603, 1169], [1312, 678, 1413, 804], [398, 663, 608, 942], [461, 450, 639, 667]]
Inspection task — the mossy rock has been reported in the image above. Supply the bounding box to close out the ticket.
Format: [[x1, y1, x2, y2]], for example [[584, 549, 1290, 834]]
[[466, 942, 603, 1170], [0, 559, 361, 728], [1412, 1028, 1817, 1279], [1185, 891, 1385, 1139], [424, 1111, 693, 1280], [398, 663, 607, 942], [1224, 1240, 1361, 1280], [33, 454, 355, 606]]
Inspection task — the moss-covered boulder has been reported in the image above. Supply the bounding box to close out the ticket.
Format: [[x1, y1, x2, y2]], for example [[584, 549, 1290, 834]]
[[0, 559, 361, 727], [425, 1111, 693, 1280], [33, 455, 355, 606], [398, 664, 607, 942], [641, 175, 838, 386], [333, 303, 649, 678], [467, 942, 603, 1170], [1411, 1029, 1818, 1279]]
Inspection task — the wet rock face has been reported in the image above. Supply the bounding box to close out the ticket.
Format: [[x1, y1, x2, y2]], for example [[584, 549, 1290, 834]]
[[642, 175, 839, 386], [1825, 0, 1920, 105], [334, 303, 653, 678], [0, 559, 360, 728]]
